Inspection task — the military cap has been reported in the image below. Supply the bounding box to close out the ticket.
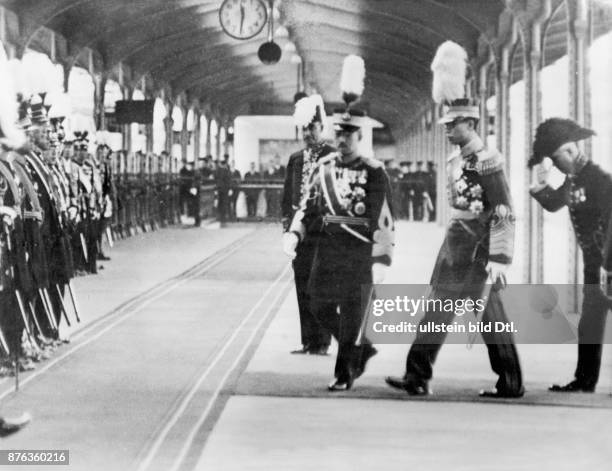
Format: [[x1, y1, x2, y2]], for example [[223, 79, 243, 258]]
[[529, 118, 595, 167]]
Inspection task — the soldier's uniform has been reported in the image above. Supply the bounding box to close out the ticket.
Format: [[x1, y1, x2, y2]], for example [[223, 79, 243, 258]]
[[289, 105, 395, 389], [393, 134, 523, 396], [387, 41, 523, 397], [529, 118, 612, 392], [412, 161, 426, 221], [282, 94, 334, 354]]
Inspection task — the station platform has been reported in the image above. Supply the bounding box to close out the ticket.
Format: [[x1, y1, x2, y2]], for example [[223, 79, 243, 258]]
[[0, 221, 610, 471]]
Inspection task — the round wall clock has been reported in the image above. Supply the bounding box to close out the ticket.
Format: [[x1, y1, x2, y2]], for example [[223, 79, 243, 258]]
[[219, 0, 268, 40]]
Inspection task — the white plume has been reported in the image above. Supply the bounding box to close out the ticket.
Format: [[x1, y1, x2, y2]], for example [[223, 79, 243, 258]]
[[293, 94, 326, 128], [309, 94, 326, 127], [431, 40, 468, 104], [340, 55, 365, 98], [0, 42, 26, 148]]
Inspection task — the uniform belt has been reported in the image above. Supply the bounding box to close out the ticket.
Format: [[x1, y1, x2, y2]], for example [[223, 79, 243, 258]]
[[450, 208, 479, 220], [322, 215, 369, 227], [23, 210, 43, 221]]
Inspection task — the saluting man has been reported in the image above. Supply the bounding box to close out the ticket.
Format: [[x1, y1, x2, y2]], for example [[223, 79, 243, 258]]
[[281, 94, 334, 355], [386, 41, 524, 398], [284, 55, 395, 391], [529, 118, 612, 393]]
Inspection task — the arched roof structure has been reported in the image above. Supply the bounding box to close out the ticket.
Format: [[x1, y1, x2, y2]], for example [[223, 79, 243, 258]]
[[2, 0, 612, 135]]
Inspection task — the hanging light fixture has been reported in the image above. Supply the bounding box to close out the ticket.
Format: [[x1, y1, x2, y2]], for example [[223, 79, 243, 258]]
[[258, 0, 282, 65]]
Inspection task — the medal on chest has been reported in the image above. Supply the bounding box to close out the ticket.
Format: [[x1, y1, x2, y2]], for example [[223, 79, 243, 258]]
[[332, 166, 368, 215]]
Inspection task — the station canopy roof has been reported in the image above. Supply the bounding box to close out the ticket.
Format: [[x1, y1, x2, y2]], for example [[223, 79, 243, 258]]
[[3, 0, 612, 135]]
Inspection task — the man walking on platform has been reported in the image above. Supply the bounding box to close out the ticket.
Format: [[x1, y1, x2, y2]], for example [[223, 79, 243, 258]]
[[243, 162, 260, 218], [385, 41, 523, 398], [284, 56, 395, 390], [214, 158, 232, 226], [281, 94, 334, 355], [529, 118, 612, 393]]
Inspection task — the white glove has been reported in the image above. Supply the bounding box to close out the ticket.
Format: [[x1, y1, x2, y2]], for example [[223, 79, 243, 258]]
[[67, 206, 78, 221], [282, 232, 299, 259], [486, 261, 508, 288], [0, 206, 17, 224], [372, 262, 388, 284], [532, 157, 553, 188], [189, 187, 197, 196]]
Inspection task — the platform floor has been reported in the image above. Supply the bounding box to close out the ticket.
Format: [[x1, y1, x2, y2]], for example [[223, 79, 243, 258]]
[[0, 221, 610, 471]]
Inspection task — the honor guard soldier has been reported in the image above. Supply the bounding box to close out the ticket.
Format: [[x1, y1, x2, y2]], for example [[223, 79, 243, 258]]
[[529, 118, 612, 393], [386, 41, 524, 398], [284, 55, 395, 391], [281, 94, 334, 355]]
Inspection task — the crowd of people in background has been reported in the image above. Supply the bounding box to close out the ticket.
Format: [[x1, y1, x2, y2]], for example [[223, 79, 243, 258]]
[[178, 154, 438, 224], [386, 160, 438, 222]]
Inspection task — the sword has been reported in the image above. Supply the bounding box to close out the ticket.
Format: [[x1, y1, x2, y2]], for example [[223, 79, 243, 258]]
[[67, 281, 81, 322], [106, 226, 114, 248], [27, 300, 50, 342], [43, 288, 62, 329], [0, 325, 10, 356], [38, 288, 58, 332], [15, 290, 36, 345], [80, 232, 88, 262], [466, 280, 494, 349], [55, 285, 72, 326], [355, 285, 376, 346]]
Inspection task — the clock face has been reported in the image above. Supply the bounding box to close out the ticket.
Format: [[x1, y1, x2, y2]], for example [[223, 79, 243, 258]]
[[219, 0, 268, 40]]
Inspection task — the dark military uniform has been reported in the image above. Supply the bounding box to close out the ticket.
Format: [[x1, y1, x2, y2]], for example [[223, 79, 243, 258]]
[[290, 151, 395, 384], [531, 159, 612, 389], [282, 144, 335, 352], [401, 136, 523, 396]]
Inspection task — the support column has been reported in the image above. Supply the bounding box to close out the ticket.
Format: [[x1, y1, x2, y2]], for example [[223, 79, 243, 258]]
[[164, 101, 173, 156], [181, 106, 189, 164], [496, 30, 515, 176], [193, 110, 201, 160], [567, 0, 590, 300], [206, 118, 213, 157], [478, 56, 493, 143], [521, 0, 551, 284], [94, 73, 108, 132], [122, 86, 133, 152]]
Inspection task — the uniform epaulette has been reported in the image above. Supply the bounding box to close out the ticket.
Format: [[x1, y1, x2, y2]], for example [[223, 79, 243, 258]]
[[474, 148, 504, 176]]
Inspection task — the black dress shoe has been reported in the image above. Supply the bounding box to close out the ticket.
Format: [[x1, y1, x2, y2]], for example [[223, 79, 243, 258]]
[[549, 380, 595, 393], [328, 378, 353, 391], [385, 376, 431, 396], [0, 413, 31, 438], [479, 388, 524, 398], [290, 346, 310, 354], [354, 345, 378, 379]]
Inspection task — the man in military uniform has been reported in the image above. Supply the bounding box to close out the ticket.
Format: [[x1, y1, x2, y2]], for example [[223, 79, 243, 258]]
[[214, 157, 232, 225], [398, 161, 414, 220], [386, 41, 523, 398], [243, 162, 260, 217], [281, 94, 334, 355], [426, 160, 437, 221], [284, 55, 395, 390], [412, 160, 426, 221], [529, 118, 612, 393]]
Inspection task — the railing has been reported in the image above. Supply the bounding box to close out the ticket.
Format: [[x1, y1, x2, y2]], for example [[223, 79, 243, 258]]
[[108, 175, 434, 239]]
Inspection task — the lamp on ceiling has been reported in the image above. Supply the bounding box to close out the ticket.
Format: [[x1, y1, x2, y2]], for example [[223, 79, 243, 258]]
[[258, 0, 281, 65]]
